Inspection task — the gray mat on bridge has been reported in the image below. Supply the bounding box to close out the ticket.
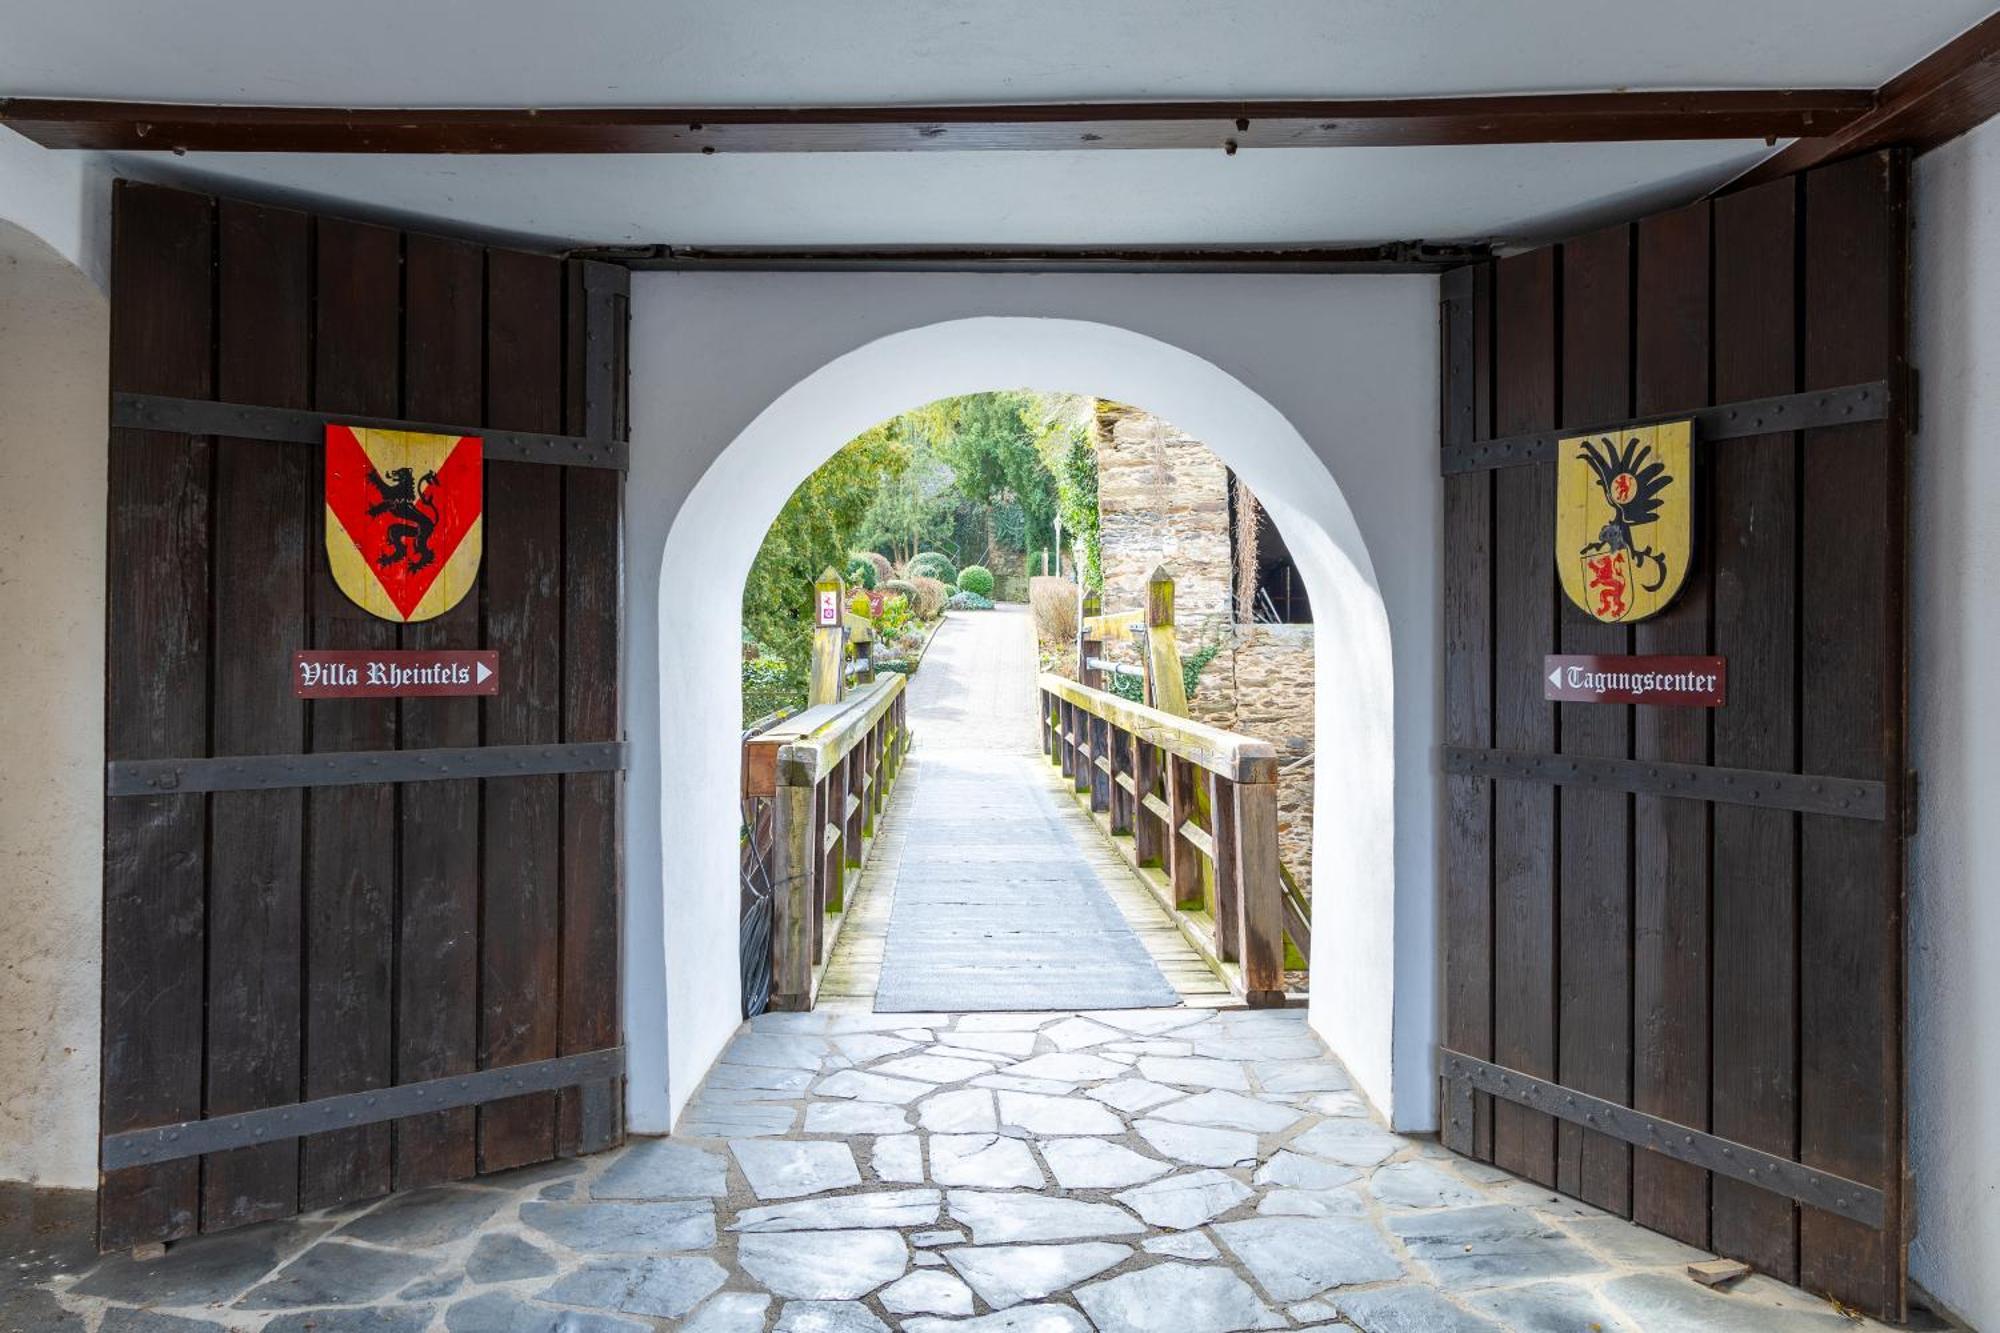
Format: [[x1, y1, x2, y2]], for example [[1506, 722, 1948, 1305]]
[[874, 765, 1181, 1013]]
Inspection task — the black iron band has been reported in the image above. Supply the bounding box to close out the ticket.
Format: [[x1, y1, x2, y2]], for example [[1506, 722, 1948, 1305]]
[[1438, 1049, 1884, 1228], [1442, 745, 1885, 820], [113, 391, 628, 471], [102, 1047, 625, 1169], [108, 741, 627, 796], [1439, 380, 1892, 474]]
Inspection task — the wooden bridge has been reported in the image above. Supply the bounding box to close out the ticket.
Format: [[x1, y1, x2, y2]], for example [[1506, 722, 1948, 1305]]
[[740, 570, 1303, 1017]]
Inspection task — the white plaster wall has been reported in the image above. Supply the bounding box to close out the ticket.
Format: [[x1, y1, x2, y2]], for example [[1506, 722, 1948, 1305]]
[[622, 274, 1439, 1135], [0, 220, 109, 1188], [1909, 117, 2000, 1332], [0, 130, 112, 291]]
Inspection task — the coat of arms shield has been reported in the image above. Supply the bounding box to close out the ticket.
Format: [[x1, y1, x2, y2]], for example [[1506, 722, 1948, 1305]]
[[1556, 419, 1693, 624], [325, 424, 483, 622]]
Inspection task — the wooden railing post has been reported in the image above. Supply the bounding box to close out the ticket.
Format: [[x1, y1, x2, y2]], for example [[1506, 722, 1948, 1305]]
[[769, 757, 815, 1009], [1089, 713, 1111, 813], [1077, 585, 1103, 689], [1144, 565, 1187, 717], [1134, 739, 1165, 867], [825, 760, 850, 920], [1165, 754, 1203, 909], [1109, 725, 1134, 835], [844, 743, 866, 866], [1210, 772, 1240, 963], [1231, 778, 1286, 1006], [809, 567, 846, 706]]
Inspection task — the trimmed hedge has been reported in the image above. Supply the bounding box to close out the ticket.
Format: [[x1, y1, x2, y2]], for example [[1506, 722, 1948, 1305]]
[[844, 554, 878, 590], [946, 590, 995, 611], [907, 551, 957, 584], [957, 564, 995, 598]]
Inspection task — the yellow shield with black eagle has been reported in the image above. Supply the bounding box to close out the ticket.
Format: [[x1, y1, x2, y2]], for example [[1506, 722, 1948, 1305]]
[[1556, 420, 1693, 624]]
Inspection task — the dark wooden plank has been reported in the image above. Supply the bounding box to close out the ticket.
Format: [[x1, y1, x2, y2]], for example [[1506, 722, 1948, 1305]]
[[1630, 199, 1715, 1249], [200, 199, 310, 1231], [1730, 12, 2000, 186], [299, 216, 402, 1210], [100, 182, 213, 1250], [1488, 248, 1559, 1189], [1797, 151, 1907, 1321], [1709, 174, 1803, 1283], [1440, 262, 1495, 1160], [1553, 222, 1634, 1215], [393, 231, 486, 1190], [559, 262, 626, 1156], [479, 247, 565, 1171], [1, 90, 1875, 154]]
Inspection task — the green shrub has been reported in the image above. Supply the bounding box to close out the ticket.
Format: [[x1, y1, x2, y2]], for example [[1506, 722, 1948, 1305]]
[[906, 575, 948, 619], [844, 554, 878, 590], [908, 551, 957, 584], [861, 550, 893, 586], [877, 594, 913, 637], [848, 591, 873, 618], [958, 564, 995, 598], [742, 656, 801, 723], [946, 590, 994, 611]]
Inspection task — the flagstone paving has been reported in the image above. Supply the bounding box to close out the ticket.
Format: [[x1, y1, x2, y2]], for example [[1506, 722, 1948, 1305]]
[[34, 1005, 1919, 1332]]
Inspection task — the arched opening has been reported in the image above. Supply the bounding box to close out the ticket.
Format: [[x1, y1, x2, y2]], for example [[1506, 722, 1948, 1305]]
[[636, 316, 1409, 1134]]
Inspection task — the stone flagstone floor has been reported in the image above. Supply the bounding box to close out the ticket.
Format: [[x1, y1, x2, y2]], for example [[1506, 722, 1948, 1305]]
[[23, 1003, 1913, 1332]]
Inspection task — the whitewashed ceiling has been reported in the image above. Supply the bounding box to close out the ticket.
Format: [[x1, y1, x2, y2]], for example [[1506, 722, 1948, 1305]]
[[4, 1, 1992, 249]]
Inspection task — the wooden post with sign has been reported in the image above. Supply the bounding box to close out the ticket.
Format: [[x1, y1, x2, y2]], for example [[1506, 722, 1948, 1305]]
[[1144, 565, 1187, 717], [809, 568, 846, 706]]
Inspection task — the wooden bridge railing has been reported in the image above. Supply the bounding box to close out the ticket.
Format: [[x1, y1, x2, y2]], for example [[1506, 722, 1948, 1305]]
[[743, 674, 910, 1010], [1039, 672, 1286, 1006]]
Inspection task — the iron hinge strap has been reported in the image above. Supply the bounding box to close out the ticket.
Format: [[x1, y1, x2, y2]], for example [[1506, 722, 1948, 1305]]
[[1441, 745, 1886, 821], [1437, 1048, 1885, 1229], [1438, 379, 1892, 475], [112, 391, 629, 471], [108, 741, 627, 797], [101, 1046, 625, 1170]]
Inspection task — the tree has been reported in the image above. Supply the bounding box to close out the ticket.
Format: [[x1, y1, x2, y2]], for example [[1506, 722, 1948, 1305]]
[[855, 428, 958, 564], [741, 424, 908, 715], [1026, 393, 1100, 587], [937, 390, 1058, 566]]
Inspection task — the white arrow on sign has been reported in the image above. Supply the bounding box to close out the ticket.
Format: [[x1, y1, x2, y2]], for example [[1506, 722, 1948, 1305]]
[[1549, 665, 1563, 689], [476, 661, 493, 685]]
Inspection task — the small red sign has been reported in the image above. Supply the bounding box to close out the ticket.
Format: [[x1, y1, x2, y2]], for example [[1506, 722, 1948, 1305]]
[[293, 649, 499, 699], [1544, 654, 1726, 707]]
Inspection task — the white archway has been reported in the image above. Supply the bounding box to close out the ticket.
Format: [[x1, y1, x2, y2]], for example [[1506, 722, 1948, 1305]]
[[638, 315, 1410, 1132], [0, 219, 110, 1185]]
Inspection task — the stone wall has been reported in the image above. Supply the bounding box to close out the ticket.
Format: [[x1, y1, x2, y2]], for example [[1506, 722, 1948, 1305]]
[[1092, 402, 1316, 895], [1094, 401, 1233, 622]]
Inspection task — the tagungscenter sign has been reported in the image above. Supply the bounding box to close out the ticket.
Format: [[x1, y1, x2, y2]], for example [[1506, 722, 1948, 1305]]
[[1543, 654, 1726, 708]]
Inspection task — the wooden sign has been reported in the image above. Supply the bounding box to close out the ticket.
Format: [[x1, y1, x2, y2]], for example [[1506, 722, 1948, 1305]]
[[1556, 419, 1693, 624], [294, 649, 499, 698], [1544, 654, 1726, 707], [325, 424, 483, 623]]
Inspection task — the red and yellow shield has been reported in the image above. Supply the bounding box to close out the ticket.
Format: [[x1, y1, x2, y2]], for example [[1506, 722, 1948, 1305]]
[[325, 425, 482, 622]]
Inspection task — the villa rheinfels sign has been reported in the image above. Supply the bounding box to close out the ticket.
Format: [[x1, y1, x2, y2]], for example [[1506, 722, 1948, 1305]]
[[325, 424, 483, 622], [1556, 419, 1694, 624]]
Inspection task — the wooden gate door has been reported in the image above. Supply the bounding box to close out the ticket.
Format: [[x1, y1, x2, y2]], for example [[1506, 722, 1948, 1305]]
[[1439, 151, 1910, 1319], [100, 182, 629, 1247]]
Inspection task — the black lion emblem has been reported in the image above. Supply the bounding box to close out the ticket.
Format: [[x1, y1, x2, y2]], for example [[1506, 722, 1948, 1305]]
[[365, 466, 442, 573]]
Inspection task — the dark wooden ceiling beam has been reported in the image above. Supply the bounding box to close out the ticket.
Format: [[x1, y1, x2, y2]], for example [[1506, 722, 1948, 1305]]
[[567, 242, 1488, 274], [1730, 11, 2000, 186], [0, 91, 1871, 154]]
